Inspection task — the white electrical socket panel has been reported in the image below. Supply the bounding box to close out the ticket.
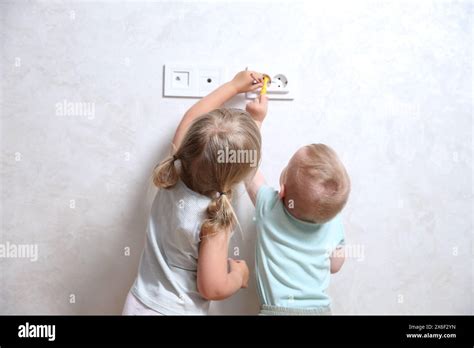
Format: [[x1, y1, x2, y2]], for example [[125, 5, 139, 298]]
[[164, 64, 227, 98], [163, 63, 295, 100], [245, 67, 295, 100]]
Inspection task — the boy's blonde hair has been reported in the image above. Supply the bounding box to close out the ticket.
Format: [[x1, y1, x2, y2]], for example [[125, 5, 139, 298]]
[[285, 144, 350, 223], [153, 108, 261, 235]]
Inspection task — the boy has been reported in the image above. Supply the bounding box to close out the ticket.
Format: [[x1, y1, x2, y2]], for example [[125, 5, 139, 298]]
[[245, 94, 351, 315]]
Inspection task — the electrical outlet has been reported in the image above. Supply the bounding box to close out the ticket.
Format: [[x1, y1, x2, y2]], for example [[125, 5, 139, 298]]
[[267, 74, 289, 93], [164, 64, 227, 98], [245, 69, 295, 100]]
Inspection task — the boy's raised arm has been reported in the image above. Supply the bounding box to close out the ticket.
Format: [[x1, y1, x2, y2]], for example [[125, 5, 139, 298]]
[[172, 71, 264, 149], [245, 94, 269, 205], [245, 170, 266, 205]]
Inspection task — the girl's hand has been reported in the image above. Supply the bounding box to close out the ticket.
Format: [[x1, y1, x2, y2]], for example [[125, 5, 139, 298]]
[[228, 258, 249, 288], [230, 70, 264, 94], [246, 94, 268, 124]]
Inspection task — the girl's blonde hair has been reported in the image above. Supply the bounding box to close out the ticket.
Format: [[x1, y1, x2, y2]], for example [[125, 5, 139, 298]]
[[153, 108, 261, 235]]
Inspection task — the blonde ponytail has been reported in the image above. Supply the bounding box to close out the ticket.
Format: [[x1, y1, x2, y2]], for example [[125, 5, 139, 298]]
[[201, 190, 237, 237], [152, 155, 179, 189]]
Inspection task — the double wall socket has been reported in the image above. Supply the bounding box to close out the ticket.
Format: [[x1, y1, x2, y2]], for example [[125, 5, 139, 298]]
[[164, 64, 227, 98], [163, 64, 295, 100]]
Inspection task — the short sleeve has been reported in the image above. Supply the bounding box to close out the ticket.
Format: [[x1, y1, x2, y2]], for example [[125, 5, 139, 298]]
[[255, 185, 278, 222]]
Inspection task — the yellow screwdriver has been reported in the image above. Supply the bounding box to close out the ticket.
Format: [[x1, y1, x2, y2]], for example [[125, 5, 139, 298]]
[[260, 74, 271, 95], [246, 67, 271, 96]]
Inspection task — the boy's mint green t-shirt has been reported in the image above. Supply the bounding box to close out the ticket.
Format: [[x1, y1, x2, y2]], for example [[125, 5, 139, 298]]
[[255, 185, 345, 308]]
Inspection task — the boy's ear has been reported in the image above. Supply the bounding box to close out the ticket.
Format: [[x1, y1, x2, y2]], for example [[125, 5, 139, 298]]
[[278, 184, 286, 199]]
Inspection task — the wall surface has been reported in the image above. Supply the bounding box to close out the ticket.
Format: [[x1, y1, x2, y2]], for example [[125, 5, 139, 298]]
[[0, 0, 472, 314]]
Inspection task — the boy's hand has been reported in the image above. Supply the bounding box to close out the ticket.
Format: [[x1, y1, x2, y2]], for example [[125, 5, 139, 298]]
[[230, 70, 264, 94], [246, 94, 268, 124], [228, 258, 249, 288]]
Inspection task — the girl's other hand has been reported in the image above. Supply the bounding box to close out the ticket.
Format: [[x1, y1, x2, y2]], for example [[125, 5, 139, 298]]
[[228, 258, 249, 288], [230, 70, 264, 94]]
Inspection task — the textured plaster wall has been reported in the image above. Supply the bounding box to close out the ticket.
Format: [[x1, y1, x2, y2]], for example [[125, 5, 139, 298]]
[[0, 0, 472, 314]]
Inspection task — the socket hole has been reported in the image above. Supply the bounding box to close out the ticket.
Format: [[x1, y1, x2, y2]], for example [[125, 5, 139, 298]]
[[273, 74, 288, 88], [207, 78, 212, 83]]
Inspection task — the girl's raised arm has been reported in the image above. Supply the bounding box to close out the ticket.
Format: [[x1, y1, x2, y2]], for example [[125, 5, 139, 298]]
[[172, 70, 264, 149]]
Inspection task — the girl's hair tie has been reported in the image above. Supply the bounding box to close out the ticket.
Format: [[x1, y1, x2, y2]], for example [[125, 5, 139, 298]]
[[172, 155, 178, 161]]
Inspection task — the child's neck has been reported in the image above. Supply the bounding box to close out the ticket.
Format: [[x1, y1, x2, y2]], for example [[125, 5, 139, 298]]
[[282, 197, 316, 223]]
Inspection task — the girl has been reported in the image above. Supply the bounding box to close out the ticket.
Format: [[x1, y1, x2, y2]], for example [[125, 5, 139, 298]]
[[122, 70, 268, 315]]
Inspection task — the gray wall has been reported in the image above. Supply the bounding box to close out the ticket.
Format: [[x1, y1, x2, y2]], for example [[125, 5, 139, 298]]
[[1, 0, 472, 314]]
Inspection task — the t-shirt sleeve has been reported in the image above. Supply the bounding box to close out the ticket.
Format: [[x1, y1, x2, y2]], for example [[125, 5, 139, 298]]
[[255, 184, 278, 222]]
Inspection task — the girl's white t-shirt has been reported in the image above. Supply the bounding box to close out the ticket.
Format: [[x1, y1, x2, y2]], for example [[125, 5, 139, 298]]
[[132, 179, 211, 314]]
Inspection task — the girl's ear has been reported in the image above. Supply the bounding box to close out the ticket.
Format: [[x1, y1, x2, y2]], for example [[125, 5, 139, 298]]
[[278, 184, 286, 199]]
